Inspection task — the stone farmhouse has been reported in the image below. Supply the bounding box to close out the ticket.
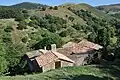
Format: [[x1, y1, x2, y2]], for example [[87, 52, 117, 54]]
[[23, 39, 103, 72]]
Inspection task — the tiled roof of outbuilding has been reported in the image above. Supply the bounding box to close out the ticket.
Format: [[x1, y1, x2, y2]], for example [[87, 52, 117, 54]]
[[57, 39, 103, 56]]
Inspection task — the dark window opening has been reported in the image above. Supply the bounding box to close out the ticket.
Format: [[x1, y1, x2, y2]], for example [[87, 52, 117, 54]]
[[55, 61, 61, 69]]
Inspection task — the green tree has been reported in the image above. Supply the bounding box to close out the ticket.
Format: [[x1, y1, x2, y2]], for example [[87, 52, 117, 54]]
[[22, 37, 28, 43], [15, 15, 25, 21], [72, 24, 82, 30], [49, 6, 53, 9], [5, 44, 25, 74], [54, 6, 58, 10], [49, 24, 57, 32], [59, 30, 69, 37], [33, 34, 63, 50], [41, 7, 46, 11], [22, 10, 28, 13], [17, 21, 27, 30], [4, 26, 13, 32], [68, 7, 72, 10], [68, 16, 75, 22], [0, 40, 8, 74]]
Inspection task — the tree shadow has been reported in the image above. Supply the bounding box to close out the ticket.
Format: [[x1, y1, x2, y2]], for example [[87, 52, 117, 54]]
[[61, 75, 113, 80]]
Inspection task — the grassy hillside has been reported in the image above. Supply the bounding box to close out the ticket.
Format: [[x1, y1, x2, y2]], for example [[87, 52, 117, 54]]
[[96, 4, 120, 19], [29, 6, 86, 26], [0, 2, 48, 9], [29, 3, 114, 24], [0, 3, 119, 76], [1, 65, 120, 80], [61, 3, 107, 18], [0, 3, 117, 47], [10, 2, 48, 9], [96, 4, 120, 13], [0, 19, 27, 45]]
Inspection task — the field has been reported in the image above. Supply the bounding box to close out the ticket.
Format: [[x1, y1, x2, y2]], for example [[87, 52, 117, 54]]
[[0, 65, 120, 80]]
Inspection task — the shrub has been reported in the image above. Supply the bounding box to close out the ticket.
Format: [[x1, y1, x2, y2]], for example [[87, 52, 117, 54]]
[[54, 6, 58, 10], [72, 24, 82, 30], [68, 7, 72, 10], [68, 16, 75, 22], [49, 6, 53, 9], [15, 15, 25, 21], [17, 21, 27, 30], [4, 26, 13, 32], [22, 37, 28, 43], [59, 30, 68, 37], [65, 15, 68, 18], [41, 7, 46, 11], [22, 10, 28, 13]]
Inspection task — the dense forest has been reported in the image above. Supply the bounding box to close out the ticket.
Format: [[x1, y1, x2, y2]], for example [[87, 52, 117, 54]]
[[0, 2, 120, 78]]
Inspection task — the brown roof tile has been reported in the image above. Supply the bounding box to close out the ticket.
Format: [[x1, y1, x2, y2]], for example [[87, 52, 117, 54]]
[[35, 51, 74, 67], [78, 39, 103, 50], [35, 51, 58, 67], [52, 51, 74, 63], [57, 39, 103, 56]]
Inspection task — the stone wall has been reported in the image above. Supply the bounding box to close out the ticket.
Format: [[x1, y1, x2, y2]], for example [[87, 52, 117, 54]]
[[61, 60, 74, 67], [69, 53, 89, 66], [42, 61, 55, 72]]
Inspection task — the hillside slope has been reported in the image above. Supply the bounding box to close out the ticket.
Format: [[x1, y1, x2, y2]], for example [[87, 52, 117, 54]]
[[0, 2, 119, 77], [29, 3, 114, 25], [1, 65, 119, 80], [0, 3, 116, 46], [0, 2, 48, 9], [96, 4, 120, 19], [61, 3, 107, 18], [29, 7, 86, 26], [11, 2, 48, 9], [96, 4, 120, 13]]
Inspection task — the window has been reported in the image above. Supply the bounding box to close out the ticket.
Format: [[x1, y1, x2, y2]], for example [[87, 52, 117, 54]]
[[55, 61, 61, 69]]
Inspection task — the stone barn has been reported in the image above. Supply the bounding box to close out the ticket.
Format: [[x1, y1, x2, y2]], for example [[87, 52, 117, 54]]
[[35, 50, 74, 72], [23, 45, 74, 72], [22, 40, 102, 72], [57, 39, 103, 66]]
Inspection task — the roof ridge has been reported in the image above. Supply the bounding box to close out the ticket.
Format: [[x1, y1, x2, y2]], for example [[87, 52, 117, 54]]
[[51, 51, 74, 63], [51, 51, 59, 58]]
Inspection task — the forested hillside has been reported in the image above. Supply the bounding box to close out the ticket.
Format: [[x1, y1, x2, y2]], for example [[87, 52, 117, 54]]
[[0, 2, 120, 79]]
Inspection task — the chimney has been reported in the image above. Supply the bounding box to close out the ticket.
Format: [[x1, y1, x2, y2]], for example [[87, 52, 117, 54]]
[[51, 44, 56, 52], [44, 46, 47, 50]]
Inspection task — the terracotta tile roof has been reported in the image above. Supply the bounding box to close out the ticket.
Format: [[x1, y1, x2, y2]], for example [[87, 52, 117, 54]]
[[52, 51, 74, 63], [78, 39, 103, 50], [57, 45, 93, 56], [57, 39, 103, 56], [57, 48, 73, 56], [35, 51, 58, 67], [35, 51, 74, 67], [62, 42, 77, 48]]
